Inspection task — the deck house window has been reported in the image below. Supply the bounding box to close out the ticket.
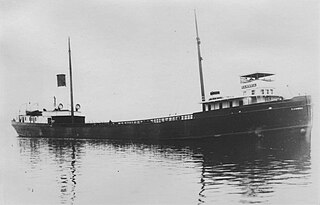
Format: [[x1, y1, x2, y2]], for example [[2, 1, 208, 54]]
[[208, 104, 211, 111], [261, 89, 264, 95], [219, 103, 223, 109], [270, 89, 273, 94], [266, 89, 269, 94], [251, 90, 255, 95], [229, 101, 233, 108], [239, 100, 243, 106], [252, 97, 257, 103]]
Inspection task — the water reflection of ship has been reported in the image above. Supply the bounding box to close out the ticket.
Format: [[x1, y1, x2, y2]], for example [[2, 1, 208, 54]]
[[188, 131, 311, 204], [18, 128, 311, 204], [19, 138, 82, 204], [100, 129, 311, 204]]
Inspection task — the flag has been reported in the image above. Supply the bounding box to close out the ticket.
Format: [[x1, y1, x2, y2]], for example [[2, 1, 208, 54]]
[[57, 74, 66, 87]]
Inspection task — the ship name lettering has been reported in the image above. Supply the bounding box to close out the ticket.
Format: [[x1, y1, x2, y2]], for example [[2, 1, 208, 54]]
[[241, 83, 257, 89]]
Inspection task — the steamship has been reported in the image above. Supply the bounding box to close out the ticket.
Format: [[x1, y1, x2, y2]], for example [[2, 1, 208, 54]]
[[11, 15, 312, 140]]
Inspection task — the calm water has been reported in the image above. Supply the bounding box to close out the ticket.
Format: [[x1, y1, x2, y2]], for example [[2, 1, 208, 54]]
[[1, 127, 319, 204]]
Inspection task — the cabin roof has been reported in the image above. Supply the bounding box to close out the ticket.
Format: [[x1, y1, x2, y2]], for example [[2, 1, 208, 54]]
[[240, 73, 274, 79], [200, 96, 244, 104], [200, 94, 283, 104]]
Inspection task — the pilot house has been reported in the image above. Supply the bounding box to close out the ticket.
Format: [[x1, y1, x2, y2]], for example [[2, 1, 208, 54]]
[[202, 73, 283, 111]]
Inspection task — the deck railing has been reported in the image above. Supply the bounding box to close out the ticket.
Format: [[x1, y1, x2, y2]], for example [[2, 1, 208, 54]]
[[16, 113, 194, 126], [114, 114, 194, 125]]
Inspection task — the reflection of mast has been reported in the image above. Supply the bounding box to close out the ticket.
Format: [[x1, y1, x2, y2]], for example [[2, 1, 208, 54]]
[[58, 141, 77, 204], [194, 10, 206, 111], [195, 153, 205, 204], [70, 143, 77, 202], [198, 164, 205, 204]]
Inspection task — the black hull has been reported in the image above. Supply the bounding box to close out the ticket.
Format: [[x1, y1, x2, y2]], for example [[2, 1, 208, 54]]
[[12, 95, 312, 140]]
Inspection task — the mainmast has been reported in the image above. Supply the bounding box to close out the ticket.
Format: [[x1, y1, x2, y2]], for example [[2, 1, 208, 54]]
[[68, 37, 75, 123], [194, 11, 206, 111]]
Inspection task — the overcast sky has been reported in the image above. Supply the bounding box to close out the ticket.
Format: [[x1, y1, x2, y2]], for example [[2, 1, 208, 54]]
[[0, 0, 319, 123]]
